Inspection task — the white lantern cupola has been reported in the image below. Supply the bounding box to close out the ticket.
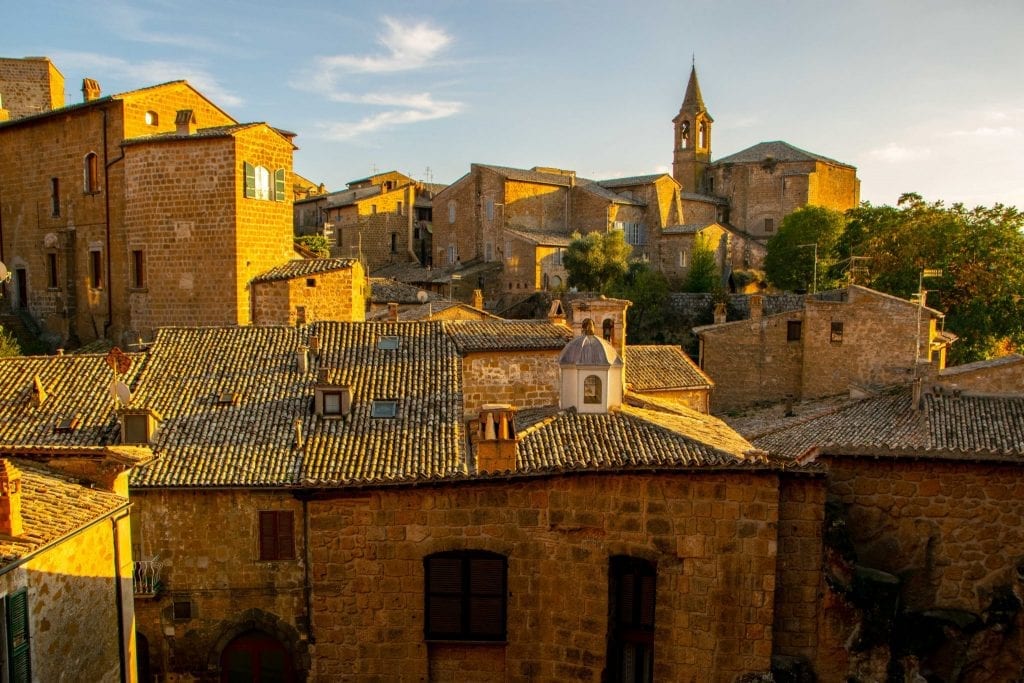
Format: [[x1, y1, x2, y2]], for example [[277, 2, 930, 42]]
[[558, 318, 623, 413]]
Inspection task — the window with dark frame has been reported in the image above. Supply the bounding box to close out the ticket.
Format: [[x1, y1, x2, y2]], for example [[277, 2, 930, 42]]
[[583, 375, 602, 404], [46, 253, 58, 289], [50, 177, 60, 216], [89, 249, 103, 289], [371, 400, 398, 418], [424, 550, 507, 641], [84, 152, 100, 193], [831, 321, 844, 344], [787, 320, 802, 342], [258, 510, 295, 561], [607, 556, 656, 683], [131, 250, 145, 288], [322, 391, 343, 416], [764, 217, 774, 233]]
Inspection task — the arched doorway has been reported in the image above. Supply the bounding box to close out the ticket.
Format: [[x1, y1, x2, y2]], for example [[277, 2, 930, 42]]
[[220, 630, 295, 683], [136, 631, 151, 683]]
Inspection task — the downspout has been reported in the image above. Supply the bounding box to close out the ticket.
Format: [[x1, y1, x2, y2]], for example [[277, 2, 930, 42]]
[[111, 508, 131, 683], [102, 105, 126, 339]]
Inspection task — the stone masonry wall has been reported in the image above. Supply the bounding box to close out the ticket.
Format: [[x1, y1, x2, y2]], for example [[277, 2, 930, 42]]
[[461, 349, 562, 418], [0, 57, 64, 118], [308, 471, 781, 682], [252, 265, 364, 325], [131, 489, 308, 680], [0, 515, 132, 682]]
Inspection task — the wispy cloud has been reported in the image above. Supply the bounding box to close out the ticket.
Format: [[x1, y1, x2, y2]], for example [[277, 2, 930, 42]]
[[303, 16, 461, 139], [51, 51, 242, 107], [106, 3, 222, 52], [867, 143, 932, 163], [949, 126, 1020, 138]]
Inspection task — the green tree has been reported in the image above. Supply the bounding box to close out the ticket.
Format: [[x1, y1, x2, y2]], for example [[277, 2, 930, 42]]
[[296, 234, 331, 257], [0, 326, 20, 358], [563, 230, 632, 293], [764, 206, 846, 292], [841, 194, 1024, 363], [682, 235, 720, 292]]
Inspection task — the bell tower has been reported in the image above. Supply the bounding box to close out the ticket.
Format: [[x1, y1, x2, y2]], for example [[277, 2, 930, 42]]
[[672, 64, 713, 194]]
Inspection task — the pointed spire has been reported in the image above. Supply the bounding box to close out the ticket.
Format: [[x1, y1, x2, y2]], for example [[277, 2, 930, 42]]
[[682, 64, 706, 112]]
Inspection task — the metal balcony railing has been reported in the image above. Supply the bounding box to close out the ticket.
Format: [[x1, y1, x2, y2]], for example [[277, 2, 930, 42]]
[[133, 557, 162, 598]]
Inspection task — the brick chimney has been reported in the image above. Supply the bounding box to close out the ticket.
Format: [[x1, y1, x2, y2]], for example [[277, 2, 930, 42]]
[[388, 302, 399, 322], [175, 109, 197, 135], [81, 78, 101, 102], [472, 289, 484, 310], [749, 293, 764, 322], [713, 302, 727, 325], [0, 460, 25, 537], [475, 404, 517, 474]]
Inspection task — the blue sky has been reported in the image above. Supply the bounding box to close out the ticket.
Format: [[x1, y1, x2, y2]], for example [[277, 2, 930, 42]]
[[5, 0, 1023, 208]]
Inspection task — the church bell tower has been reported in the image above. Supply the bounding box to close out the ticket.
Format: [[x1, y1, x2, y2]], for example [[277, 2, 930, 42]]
[[672, 64, 713, 194]]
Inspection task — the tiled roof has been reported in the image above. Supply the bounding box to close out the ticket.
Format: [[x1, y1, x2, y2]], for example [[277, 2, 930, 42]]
[[662, 222, 718, 235], [444, 320, 574, 353], [625, 345, 712, 391], [253, 258, 358, 284], [0, 460, 128, 565], [122, 123, 261, 145], [0, 354, 147, 449], [505, 228, 575, 247], [514, 405, 766, 473], [576, 179, 645, 206], [597, 174, 671, 188], [477, 164, 576, 187], [371, 262, 454, 285], [322, 186, 382, 208], [129, 323, 465, 488], [940, 353, 1024, 376], [369, 278, 441, 304], [680, 192, 727, 204], [751, 387, 1024, 461], [712, 141, 854, 169], [366, 301, 496, 322]]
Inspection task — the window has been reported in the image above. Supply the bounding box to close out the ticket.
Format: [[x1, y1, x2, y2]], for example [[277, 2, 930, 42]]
[[84, 152, 100, 193], [553, 248, 563, 267], [50, 177, 60, 216], [322, 392, 343, 416], [602, 319, 615, 343], [787, 320, 802, 342], [448, 201, 456, 224], [377, 336, 400, 350], [243, 163, 281, 201], [698, 120, 708, 149], [484, 242, 493, 262], [131, 250, 145, 289], [89, 249, 103, 289], [486, 198, 494, 221], [144, 111, 159, 126], [47, 253, 58, 289], [607, 556, 656, 683], [306, 278, 316, 288], [624, 223, 645, 246], [5, 589, 31, 682], [397, 201, 403, 215], [172, 600, 193, 620], [295, 306, 306, 325], [391, 232, 397, 253], [424, 551, 507, 641], [831, 321, 844, 344], [371, 204, 377, 215], [371, 400, 398, 418], [678, 251, 687, 269], [258, 511, 295, 561], [705, 175, 715, 194], [583, 375, 602, 404], [679, 120, 689, 149], [764, 218, 774, 233], [254, 166, 270, 200], [447, 245, 457, 266]]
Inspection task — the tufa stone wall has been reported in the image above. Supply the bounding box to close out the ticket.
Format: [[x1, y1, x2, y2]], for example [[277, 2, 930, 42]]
[[307, 472, 781, 682], [0, 57, 64, 118], [252, 263, 366, 326], [461, 349, 562, 418]]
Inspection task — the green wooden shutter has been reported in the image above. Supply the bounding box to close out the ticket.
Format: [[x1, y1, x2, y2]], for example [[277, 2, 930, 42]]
[[6, 589, 30, 683], [243, 162, 256, 199], [274, 169, 286, 202]]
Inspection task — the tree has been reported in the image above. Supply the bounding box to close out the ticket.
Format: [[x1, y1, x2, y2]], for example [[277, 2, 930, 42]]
[[840, 195, 1024, 363], [764, 206, 847, 292], [563, 230, 632, 293], [682, 235, 720, 292], [296, 235, 330, 257], [0, 326, 20, 358]]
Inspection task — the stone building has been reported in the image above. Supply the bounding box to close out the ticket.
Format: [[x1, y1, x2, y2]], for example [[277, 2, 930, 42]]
[[672, 65, 861, 240], [695, 285, 955, 412], [0, 56, 298, 347], [0, 351, 152, 681], [251, 258, 366, 326]]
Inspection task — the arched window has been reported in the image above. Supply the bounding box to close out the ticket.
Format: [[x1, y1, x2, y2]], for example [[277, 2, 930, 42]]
[[425, 550, 507, 641], [144, 111, 159, 126], [220, 630, 294, 682], [254, 166, 270, 200], [552, 275, 562, 289], [583, 375, 602, 404], [602, 318, 614, 343], [680, 120, 689, 149], [84, 152, 100, 193], [448, 201, 456, 223], [698, 121, 708, 149], [607, 556, 656, 682]]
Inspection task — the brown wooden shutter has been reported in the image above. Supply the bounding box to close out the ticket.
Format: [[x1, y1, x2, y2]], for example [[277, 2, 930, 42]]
[[426, 557, 463, 636], [276, 511, 295, 560], [469, 556, 505, 637]]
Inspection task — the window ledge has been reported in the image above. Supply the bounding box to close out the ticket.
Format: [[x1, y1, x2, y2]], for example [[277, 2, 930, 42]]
[[129, 287, 149, 294]]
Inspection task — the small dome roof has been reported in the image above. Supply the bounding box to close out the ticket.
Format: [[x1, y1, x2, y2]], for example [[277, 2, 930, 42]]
[[559, 322, 622, 367]]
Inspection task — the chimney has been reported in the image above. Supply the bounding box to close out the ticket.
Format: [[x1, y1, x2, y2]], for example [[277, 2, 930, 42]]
[[713, 302, 727, 325], [472, 289, 484, 310], [475, 405, 517, 474], [308, 334, 319, 356], [749, 293, 764, 322], [81, 78, 101, 102], [296, 346, 309, 374], [548, 299, 568, 328], [388, 302, 399, 322], [0, 461, 24, 537], [294, 418, 304, 449], [31, 376, 47, 407], [175, 109, 197, 136]]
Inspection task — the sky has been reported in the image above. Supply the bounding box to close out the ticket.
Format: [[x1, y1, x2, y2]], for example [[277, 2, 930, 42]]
[[4, 0, 1023, 208]]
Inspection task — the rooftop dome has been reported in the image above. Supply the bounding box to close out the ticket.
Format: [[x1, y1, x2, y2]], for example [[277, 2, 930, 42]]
[[558, 319, 622, 367]]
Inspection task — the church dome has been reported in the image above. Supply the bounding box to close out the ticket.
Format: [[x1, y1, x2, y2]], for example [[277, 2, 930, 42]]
[[559, 320, 622, 367]]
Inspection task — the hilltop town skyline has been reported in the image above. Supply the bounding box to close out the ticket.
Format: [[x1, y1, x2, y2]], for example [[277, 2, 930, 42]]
[[5, 0, 1023, 209]]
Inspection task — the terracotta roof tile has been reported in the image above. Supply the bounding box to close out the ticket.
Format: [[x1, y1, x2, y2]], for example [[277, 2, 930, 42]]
[[444, 320, 573, 353], [712, 141, 855, 169], [253, 258, 358, 283], [625, 345, 712, 391]]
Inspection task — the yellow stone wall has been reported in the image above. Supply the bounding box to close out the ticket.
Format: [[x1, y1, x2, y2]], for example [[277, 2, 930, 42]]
[[0, 57, 64, 118], [461, 348, 562, 418], [251, 263, 366, 325]]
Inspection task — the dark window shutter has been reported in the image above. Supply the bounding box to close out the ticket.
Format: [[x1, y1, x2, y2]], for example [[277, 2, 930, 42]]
[[638, 574, 656, 628], [7, 589, 30, 683], [244, 162, 256, 199], [276, 512, 295, 560], [259, 511, 277, 560], [274, 169, 286, 202], [425, 552, 506, 640]]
